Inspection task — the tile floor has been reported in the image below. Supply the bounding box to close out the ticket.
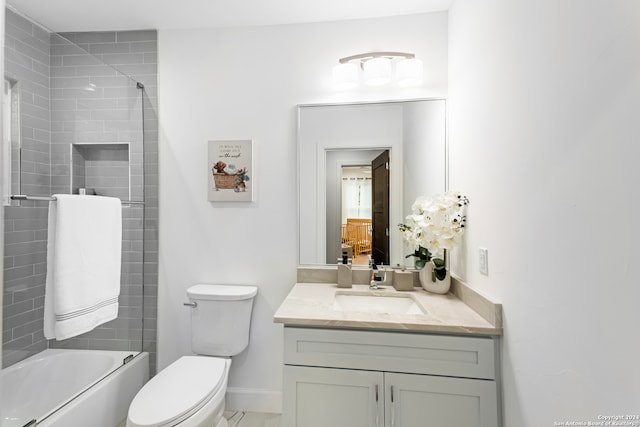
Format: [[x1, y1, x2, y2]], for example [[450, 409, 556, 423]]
[[225, 411, 282, 427]]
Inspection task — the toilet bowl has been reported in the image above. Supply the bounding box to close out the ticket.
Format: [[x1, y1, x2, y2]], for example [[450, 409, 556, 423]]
[[127, 357, 230, 427], [127, 284, 257, 427]]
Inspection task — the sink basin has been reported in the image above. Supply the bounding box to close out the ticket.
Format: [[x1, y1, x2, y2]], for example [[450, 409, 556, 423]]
[[332, 292, 426, 315]]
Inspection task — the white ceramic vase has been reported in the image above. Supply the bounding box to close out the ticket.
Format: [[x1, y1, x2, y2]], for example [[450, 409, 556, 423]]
[[419, 261, 451, 294]]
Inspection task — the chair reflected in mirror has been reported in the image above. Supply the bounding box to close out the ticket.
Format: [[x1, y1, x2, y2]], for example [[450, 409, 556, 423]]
[[342, 218, 372, 265]]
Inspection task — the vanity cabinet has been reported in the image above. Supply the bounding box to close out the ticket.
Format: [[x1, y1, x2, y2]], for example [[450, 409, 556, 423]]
[[282, 327, 500, 427]]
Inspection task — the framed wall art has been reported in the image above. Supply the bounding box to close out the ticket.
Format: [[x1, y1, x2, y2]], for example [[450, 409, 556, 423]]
[[208, 139, 254, 202]]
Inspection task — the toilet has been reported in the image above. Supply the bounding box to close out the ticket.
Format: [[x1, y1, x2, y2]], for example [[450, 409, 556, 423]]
[[127, 284, 258, 427]]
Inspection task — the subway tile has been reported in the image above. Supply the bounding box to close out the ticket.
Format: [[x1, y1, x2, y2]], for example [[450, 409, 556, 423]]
[[12, 318, 43, 339], [86, 339, 130, 351], [49, 66, 78, 78], [64, 32, 117, 44], [3, 299, 35, 319], [6, 60, 50, 87], [62, 54, 105, 67], [116, 31, 157, 43], [89, 42, 131, 55], [75, 65, 119, 77], [21, 114, 50, 132], [6, 21, 49, 55], [65, 120, 104, 132], [32, 60, 49, 77], [3, 265, 36, 282], [5, 47, 35, 70], [50, 76, 92, 89], [13, 285, 45, 304], [33, 128, 51, 142], [4, 230, 36, 245], [21, 103, 50, 121], [3, 335, 35, 353], [49, 337, 91, 350], [32, 23, 50, 43], [130, 41, 157, 53], [79, 327, 117, 339], [3, 307, 43, 331], [143, 53, 158, 65], [14, 39, 49, 67], [90, 75, 137, 88], [50, 56, 63, 67], [51, 109, 91, 122], [112, 63, 157, 76], [51, 43, 89, 56], [21, 138, 50, 154], [50, 99, 76, 110], [4, 241, 47, 257], [33, 261, 47, 275], [5, 10, 34, 36]]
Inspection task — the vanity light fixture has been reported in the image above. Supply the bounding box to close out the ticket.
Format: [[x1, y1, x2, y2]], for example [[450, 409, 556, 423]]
[[332, 52, 423, 89]]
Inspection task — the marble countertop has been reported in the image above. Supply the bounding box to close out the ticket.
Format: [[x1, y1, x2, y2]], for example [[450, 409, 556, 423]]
[[274, 282, 502, 336]]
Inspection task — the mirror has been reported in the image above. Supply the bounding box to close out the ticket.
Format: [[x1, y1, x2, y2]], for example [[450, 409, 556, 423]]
[[298, 99, 447, 266]]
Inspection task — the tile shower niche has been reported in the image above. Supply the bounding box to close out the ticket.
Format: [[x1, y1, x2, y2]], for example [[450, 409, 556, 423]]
[[71, 142, 131, 200]]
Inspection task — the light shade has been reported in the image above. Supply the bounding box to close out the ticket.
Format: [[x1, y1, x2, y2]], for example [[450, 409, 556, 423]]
[[363, 57, 391, 86], [332, 62, 358, 90], [396, 58, 423, 87]]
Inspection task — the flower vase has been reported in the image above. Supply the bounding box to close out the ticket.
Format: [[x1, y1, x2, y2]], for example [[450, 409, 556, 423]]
[[419, 261, 451, 294]]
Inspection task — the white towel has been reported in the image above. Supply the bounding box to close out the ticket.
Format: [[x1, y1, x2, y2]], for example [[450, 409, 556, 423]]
[[44, 194, 122, 340]]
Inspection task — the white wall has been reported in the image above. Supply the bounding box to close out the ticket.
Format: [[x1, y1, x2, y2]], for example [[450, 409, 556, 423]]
[[157, 12, 448, 411], [448, 1, 640, 425]]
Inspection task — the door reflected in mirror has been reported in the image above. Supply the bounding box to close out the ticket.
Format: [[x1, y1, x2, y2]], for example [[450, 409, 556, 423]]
[[298, 99, 447, 267]]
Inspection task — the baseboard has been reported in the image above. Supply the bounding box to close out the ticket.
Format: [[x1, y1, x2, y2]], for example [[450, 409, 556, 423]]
[[225, 387, 282, 414]]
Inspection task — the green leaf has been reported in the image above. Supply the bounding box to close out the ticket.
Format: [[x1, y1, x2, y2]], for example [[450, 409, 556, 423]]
[[432, 258, 445, 268], [434, 266, 447, 281]]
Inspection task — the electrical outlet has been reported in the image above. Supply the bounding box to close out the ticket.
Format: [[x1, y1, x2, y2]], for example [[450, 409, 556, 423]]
[[479, 248, 489, 275]]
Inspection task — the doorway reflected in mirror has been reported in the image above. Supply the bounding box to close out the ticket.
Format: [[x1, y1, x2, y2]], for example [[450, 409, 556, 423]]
[[341, 166, 372, 266]]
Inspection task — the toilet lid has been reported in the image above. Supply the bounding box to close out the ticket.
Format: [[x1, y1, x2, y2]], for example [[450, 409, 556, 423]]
[[128, 356, 227, 427]]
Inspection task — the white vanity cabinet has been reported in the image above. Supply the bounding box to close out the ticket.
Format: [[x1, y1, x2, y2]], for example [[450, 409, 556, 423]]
[[282, 327, 501, 427]]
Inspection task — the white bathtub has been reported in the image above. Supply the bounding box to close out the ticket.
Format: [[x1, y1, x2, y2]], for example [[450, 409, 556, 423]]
[[1, 349, 148, 427]]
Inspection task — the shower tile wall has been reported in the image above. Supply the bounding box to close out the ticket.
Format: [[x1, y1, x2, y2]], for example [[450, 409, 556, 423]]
[[2, 10, 159, 371], [47, 30, 159, 373], [3, 9, 51, 368]]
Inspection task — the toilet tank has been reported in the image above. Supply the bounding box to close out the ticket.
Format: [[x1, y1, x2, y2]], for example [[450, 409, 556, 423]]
[[186, 284, 258, 357]]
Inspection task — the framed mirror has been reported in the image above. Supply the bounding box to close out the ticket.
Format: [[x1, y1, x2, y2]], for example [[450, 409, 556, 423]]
[[298, 99, 447, 267]]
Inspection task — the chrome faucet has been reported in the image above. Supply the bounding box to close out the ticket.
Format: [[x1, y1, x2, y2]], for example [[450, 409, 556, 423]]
[[369, 257, 386, 289]]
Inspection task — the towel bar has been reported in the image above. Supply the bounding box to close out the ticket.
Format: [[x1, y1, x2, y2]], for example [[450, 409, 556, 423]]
[[10, 194, 145, 205]]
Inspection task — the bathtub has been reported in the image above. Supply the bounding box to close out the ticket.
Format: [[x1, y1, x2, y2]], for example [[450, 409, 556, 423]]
[[1, 349, 148, 427]]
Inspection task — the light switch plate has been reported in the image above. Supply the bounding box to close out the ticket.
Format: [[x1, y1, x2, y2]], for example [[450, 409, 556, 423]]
[[479, 248, 489, 275]]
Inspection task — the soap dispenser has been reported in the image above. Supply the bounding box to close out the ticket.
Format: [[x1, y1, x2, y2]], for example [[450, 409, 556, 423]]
[[337, 250, 352, 288]]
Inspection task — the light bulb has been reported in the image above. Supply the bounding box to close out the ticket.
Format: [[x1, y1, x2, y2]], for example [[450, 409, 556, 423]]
[[332, 62, 358, 90], [363, 57, 391, 86]]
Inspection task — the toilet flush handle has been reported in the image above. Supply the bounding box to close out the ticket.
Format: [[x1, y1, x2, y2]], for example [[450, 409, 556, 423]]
[[183, 301, 197, 308]]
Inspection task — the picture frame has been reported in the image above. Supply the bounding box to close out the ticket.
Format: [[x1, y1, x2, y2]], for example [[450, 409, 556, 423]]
[[208, 139, 254, 202]]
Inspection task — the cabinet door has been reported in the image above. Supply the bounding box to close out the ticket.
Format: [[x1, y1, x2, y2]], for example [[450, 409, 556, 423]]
[[284, 365, 384, 427], [385, 373, 498, 427]]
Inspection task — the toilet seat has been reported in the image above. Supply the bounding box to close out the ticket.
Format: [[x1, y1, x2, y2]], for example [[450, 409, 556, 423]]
[[127, 356, 228, 427]]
